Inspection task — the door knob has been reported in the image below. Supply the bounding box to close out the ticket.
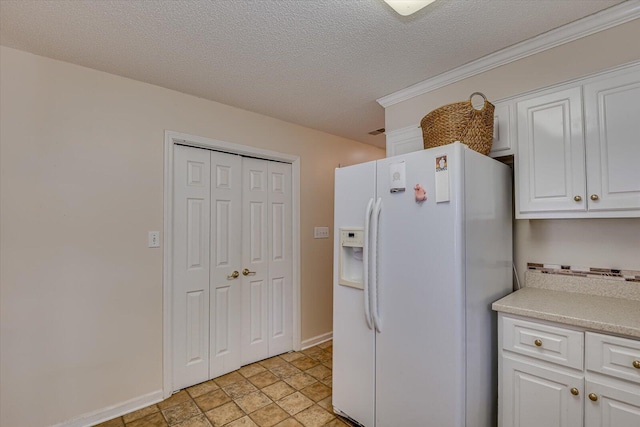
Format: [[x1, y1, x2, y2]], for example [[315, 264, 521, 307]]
[[574, 195, 582, 202], [227, 271, 239, 280], [534, 339, 542, 347], [633, 360, 640, 369], [588, 393, 598, 402], [242, 268, 256, 276], [590, 194, 599, 201], [570, 388, 579, 396]]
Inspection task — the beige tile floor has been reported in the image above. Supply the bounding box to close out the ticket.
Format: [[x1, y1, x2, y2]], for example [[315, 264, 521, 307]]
[[96, 341, 356, 427]]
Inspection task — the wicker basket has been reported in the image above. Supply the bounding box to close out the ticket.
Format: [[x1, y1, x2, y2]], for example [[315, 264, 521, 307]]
[[420, 92, 495, 155]]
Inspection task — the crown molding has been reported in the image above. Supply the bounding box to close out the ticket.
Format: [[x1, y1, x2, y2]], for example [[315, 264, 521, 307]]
[[377, 1, 640, 108]]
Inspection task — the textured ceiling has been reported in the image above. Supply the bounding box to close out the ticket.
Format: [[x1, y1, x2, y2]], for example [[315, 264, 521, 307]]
[[0, 0, 626, 148]]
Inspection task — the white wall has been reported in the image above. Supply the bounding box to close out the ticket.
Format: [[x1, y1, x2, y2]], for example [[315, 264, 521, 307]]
[[0, 46, 384, 427], [383, 19, 640, 285]]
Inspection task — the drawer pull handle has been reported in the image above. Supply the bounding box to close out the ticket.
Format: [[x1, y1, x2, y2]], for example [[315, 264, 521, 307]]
[[534, 339, 542, 347], [589, 393, 598, 402], [633, 360, 640, 369], [570, 388, 579, 396]]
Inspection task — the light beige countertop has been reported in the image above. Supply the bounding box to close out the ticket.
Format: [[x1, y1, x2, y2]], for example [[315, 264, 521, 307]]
[[492, 270, 640, 339]]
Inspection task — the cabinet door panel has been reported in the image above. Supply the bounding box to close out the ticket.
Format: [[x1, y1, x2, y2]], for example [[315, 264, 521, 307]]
[[517, 87, 585, 214], [491, 101, 515, 157], [502, 356, 583, 427], [585, 377, 640, 427], [584, 69, 640, 212], [385, 126, 423, 157]]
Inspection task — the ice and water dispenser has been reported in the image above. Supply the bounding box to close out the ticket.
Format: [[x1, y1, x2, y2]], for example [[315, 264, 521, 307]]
[[338, 228, 365, 289]]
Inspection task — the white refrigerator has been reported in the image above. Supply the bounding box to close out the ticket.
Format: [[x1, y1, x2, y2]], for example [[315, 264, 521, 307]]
[[333, 142, 513, 427]]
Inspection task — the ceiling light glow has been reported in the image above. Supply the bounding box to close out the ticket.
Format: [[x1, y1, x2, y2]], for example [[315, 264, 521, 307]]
[[383, 0, 436, 16]]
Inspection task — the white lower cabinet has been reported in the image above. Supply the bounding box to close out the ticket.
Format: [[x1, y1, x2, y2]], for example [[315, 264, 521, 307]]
[[502, 355, 583, 427], [585, 376, 640, 427], [499, 314, 640, 427], [585, 332, 640, 427]]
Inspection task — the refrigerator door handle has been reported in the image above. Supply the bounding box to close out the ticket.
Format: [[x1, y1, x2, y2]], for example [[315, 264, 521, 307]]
[[370, 197, 383, 333], [363, 198, 374, 330]]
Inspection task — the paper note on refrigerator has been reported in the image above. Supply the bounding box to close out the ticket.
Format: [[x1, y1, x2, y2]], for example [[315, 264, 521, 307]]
[[389, 161, 406, 193], [435, 155, 450, 203]]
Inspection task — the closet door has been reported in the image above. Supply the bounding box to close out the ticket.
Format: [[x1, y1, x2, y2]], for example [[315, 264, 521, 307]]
[[173, 145, 211, 390], [240, 158, 293, 365], [241, 158, 270, 364], [209, 151, 242, 378], [267, 161, 293, 356], [172, 146, 294, 388]]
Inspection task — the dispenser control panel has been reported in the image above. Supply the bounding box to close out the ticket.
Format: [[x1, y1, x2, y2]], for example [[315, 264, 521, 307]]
[[340, 229, 365, 248]]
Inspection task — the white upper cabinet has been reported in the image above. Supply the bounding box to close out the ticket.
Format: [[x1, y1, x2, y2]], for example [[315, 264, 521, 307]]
[[516, 63, 640, 219], [490, 100, 516, 158], [384, 126, 423, 157], [583, 70, 640, 213], [516, 86, 586, 215], [383, 64, 639, 219]]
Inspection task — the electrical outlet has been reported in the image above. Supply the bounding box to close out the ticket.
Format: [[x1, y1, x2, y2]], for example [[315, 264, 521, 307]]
[[148, 231, 160, 248], [314, 227, 330, 239]]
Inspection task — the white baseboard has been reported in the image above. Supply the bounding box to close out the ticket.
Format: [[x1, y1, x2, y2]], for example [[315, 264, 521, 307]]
[[301, 331, 333, 350], [50, 389, 163, 427]]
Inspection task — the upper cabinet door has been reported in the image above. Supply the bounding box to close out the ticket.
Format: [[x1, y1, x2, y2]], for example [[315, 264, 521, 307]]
[[490, 101, 516, 158], [517, 87, 585, 215], [584, 69, 640, 213]]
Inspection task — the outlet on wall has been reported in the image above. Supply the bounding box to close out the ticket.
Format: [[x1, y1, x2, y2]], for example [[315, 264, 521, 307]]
[[148, 231, 160, 248], [314, 227, 330, 239]]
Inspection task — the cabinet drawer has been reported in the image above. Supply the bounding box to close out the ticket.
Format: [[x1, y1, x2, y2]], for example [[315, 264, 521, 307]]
[[586, 332, 640, 384], [502, 316, 584, 369]]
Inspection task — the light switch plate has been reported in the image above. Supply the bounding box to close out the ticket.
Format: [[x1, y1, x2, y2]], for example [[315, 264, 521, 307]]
[[314, 227, 330, 239], [148, 231, 160, 248]]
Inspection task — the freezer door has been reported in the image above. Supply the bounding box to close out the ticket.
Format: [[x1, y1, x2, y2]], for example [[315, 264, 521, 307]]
[[374, 145, 466, 426], [333, 161, 376, 427]]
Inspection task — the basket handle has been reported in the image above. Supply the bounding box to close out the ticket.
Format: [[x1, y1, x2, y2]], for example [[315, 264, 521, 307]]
[[469, 92, 488, 111]]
